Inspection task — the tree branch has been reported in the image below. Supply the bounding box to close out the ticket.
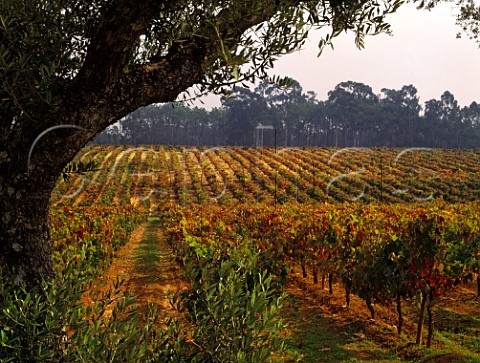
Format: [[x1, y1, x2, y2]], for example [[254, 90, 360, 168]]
[[76, 0, 181, 88], [72, 1, 301, 130]]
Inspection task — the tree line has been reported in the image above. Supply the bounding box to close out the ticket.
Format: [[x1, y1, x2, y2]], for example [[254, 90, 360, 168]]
[[94, 80, 480, 148]]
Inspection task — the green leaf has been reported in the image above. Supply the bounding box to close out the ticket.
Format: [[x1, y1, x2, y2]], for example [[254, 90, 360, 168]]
[[233, 65, 239, 81]]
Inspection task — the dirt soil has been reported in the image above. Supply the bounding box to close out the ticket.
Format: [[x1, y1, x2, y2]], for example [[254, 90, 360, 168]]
[[284, 266, 479, 362], [86, 221, 188, 323]]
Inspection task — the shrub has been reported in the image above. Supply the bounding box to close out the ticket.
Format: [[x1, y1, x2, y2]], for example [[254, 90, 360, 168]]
[[0, 265, 159, 362], [168, 245, 287, 363]]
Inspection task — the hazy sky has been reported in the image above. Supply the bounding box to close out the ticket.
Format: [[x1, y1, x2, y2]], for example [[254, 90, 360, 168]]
[[197, 2, 480, 109]]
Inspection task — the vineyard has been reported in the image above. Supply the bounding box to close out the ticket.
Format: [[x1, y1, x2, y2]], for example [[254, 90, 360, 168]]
[[44, 145, 480, 361], [161, 202, 480, 354], [51, 145, 480, 207], [3, 146, 478, 362]]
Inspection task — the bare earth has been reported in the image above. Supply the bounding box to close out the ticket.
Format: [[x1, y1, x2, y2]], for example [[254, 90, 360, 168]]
[[87, 221, 188, 322]]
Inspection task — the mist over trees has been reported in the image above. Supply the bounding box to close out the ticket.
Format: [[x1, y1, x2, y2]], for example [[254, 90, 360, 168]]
[[95, 80, 480, 148]]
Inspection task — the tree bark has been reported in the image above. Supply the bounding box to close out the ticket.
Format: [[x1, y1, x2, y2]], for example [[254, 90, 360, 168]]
[[426, 290, 435, 348], [396, 293, 403, 335], [301, 260, 307, 278], [329, 273, 334, 294], [366, 296, 375, 319], [312, 264, 318, 284], [0, 119, 90, 288], [344, 280, 352, 307], [416, 290, 429, 345], [1, 171, 57, 287]]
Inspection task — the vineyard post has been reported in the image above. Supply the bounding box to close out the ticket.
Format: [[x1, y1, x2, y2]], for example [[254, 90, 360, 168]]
[[380, 154, 384, 202], [274, 128, 277, 209], [274, 169, 277, 210], [314, 161, 318, 208], [295, 167, 300, 203], [168, 158, 172, 188], [183, 169, 187, 206], [200, 169, 203, 204], [197, 160, 204, 218], [241, 164, 245, 203]]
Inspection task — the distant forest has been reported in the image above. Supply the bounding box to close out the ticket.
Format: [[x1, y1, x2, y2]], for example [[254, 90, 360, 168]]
[[94, 80, 480, 148]]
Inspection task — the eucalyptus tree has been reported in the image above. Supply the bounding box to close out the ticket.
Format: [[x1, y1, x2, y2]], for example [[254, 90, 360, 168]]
[[326, 81, 379, 146], [423, 91, 461, 147], [380, 85, 421, 146], [261, 79, 307, 146], [1, 0, 420, 287], [423, 98, 443, 147], [460, 101, 480, 147], [289, 90, 320, 146], [221, 86, 268, 145], [438, 91, 462, 148]]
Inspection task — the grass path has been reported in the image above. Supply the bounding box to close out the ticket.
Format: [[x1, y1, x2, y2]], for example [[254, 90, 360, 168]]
[[90, 217, 187, 321]]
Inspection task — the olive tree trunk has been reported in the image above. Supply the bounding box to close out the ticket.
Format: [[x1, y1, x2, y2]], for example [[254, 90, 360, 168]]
[[0, 177, 56, 287], [0, 124, 90, 288]]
